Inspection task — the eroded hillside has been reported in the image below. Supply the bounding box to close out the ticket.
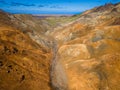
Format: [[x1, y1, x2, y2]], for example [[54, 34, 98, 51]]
[[49, 3, 120, 90], [0, 2, 120, 90], [0, 25, 53, 90]]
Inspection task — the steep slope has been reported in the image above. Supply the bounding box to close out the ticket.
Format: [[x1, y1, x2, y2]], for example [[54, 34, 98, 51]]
[[50, 3, 120, 90], [0, 10, 56, 51], [50, 3, 120, 44], [0, 25, 53, 90], [0, 10, 67, 90]]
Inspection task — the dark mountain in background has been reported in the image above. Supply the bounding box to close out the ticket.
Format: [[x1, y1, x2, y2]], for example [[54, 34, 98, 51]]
[[0, 2, 120, 90]]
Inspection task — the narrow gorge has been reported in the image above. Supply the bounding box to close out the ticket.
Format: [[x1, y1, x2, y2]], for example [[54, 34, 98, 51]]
[[0, 2, 120, 90]]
